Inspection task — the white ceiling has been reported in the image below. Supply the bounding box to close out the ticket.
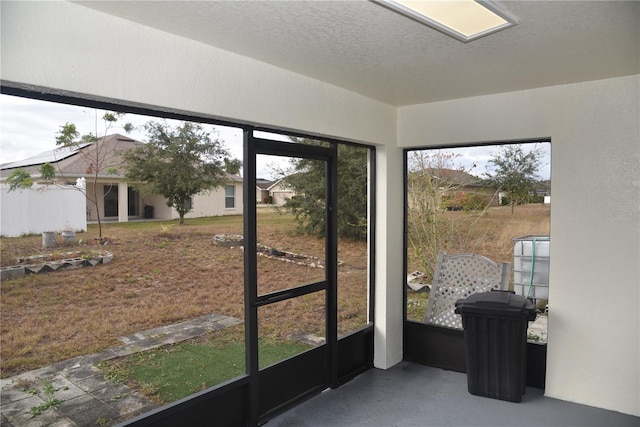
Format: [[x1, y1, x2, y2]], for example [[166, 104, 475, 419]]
[[77, 1, 639, 107]]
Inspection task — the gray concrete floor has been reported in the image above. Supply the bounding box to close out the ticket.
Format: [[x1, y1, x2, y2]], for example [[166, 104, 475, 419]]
[[3, 313, 637, 427], [267, 361, 639, 427]]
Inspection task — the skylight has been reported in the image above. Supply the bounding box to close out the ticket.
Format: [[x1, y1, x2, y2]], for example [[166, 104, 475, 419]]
[[372, 0, 518, 42]]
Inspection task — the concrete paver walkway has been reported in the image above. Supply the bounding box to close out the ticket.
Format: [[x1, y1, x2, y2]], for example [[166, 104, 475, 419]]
[[1, 313, 241, 427]]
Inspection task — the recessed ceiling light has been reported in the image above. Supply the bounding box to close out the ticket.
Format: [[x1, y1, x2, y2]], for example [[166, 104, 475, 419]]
[[372, 0, 518, 42]]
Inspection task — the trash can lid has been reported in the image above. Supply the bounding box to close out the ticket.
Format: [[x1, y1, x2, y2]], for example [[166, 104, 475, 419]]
[[454, 290, 536, 319]]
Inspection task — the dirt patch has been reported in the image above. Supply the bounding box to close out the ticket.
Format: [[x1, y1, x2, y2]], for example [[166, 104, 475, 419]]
[[0, 213, 369, 378]]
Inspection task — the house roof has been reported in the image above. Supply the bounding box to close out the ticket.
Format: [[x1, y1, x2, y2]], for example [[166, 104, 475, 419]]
[[413, 168, 484, 188], [256, 179, 275, 190], [78, 1, 639, 106], [0, 143, 92, 170], [0, 134, 143, 179], [226, 173, 243, 183], [266, 179, 293, 192], [1, 134, 245, 184]]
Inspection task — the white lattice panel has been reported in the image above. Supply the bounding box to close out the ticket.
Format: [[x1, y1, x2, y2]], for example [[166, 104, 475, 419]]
[[425, 252, 510, 329]]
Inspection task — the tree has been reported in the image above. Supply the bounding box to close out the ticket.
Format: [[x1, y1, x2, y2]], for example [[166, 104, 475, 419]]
[[406, 151, 493, 282], [276, 139, 368, 240], [485, 145, 543, 214], [55, 112, 133, 239], [123, 121, 241, 225], [6, 169, 33, 192], [6, 163, 56, 192], [40, 163, 55, 181]]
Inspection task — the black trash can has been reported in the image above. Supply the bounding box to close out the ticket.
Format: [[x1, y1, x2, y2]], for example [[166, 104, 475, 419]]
[[144, 205, 154, 219], [454, 290, 536, 402]]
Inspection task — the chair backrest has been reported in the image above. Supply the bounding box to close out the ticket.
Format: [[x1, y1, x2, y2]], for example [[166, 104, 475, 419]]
[[424, 251, 511, 329]]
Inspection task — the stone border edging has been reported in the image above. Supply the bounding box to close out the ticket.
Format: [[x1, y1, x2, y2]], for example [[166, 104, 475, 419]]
[[213, 234, 329, 268], [0, 252, 113, 281]]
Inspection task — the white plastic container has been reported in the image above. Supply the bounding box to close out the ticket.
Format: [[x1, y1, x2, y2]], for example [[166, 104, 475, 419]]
[[61, 230, 76, 244], [512, 235, 550, 300], [42, 231, 56, 247]]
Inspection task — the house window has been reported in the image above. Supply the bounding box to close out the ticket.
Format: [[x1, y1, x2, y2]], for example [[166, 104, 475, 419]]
[[225, 185, 235, 209], [184, 196, 193, 211], [104, 185, 118, 217]]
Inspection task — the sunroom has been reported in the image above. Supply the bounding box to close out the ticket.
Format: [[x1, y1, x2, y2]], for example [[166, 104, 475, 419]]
[[1, 1, 638, 426]]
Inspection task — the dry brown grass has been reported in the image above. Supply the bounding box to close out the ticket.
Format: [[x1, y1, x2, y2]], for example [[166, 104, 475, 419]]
[[406, 203, 550, 320], [461, 203, 550, 265], [0, 210, 368, 378], [407, 203, 550, 271], [1, 204, 548, 377]]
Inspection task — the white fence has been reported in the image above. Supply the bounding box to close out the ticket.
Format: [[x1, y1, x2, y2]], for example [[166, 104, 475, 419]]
[[0, 184, 87, 237]]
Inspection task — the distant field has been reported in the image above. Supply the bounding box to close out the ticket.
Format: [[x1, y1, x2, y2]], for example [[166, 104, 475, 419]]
[[1, 204, 548, 377]]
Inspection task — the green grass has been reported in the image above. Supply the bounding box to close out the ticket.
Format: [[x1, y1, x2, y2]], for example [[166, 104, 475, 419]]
[[102, 332, 312, 403], [90, 214, 245, 232], [126, 342, 246, 402], [406, 291, 429, 321]]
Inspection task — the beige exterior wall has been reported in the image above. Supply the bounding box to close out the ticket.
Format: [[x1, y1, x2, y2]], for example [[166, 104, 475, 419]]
[[83, 179, 125, 221], [256, 188, 268, 204], [144, 194, 173, 220], [181, 183, 243, 219], [269, 181, 295, 206]]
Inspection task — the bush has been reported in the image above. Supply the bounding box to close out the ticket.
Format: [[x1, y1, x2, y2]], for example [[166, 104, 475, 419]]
[[530, 194, 545, 204], [502, 194, 545, 206], [444, 192, 490, 211], [7, 169, 33, 192]]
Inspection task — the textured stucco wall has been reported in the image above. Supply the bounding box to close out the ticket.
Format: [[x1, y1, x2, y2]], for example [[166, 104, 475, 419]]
[[398, 75, 640, 416], [0, 1, 395, 147]]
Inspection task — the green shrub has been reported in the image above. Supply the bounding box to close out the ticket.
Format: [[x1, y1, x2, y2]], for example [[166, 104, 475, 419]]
[[39, 163, 55, 181], [7, 169, 33, 192], [444, 192, 490, 211]]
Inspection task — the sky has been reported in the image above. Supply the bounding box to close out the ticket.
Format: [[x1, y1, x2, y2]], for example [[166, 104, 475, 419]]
[[0, 94, 288, 180], [0, 94, 550, 180], [422, 143, 551, 180]]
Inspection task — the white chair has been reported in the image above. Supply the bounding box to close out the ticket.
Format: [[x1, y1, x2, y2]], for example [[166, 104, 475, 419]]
[[424, 251, 511, 329]]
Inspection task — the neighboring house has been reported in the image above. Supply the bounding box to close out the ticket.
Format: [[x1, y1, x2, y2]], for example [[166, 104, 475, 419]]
[[255, 178, 296, 206], [255, 178, 273, 204], [180, 175, 243, 220], [421, 168, 482, 189], [409, 168, 499, 210], [536, 180, 552, 197], [267, 179, 295, 206], [0, 133, 243, 223]]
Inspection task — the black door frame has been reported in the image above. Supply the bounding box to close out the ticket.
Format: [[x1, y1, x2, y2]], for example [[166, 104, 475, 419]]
[[244, 132, 339, 425]]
